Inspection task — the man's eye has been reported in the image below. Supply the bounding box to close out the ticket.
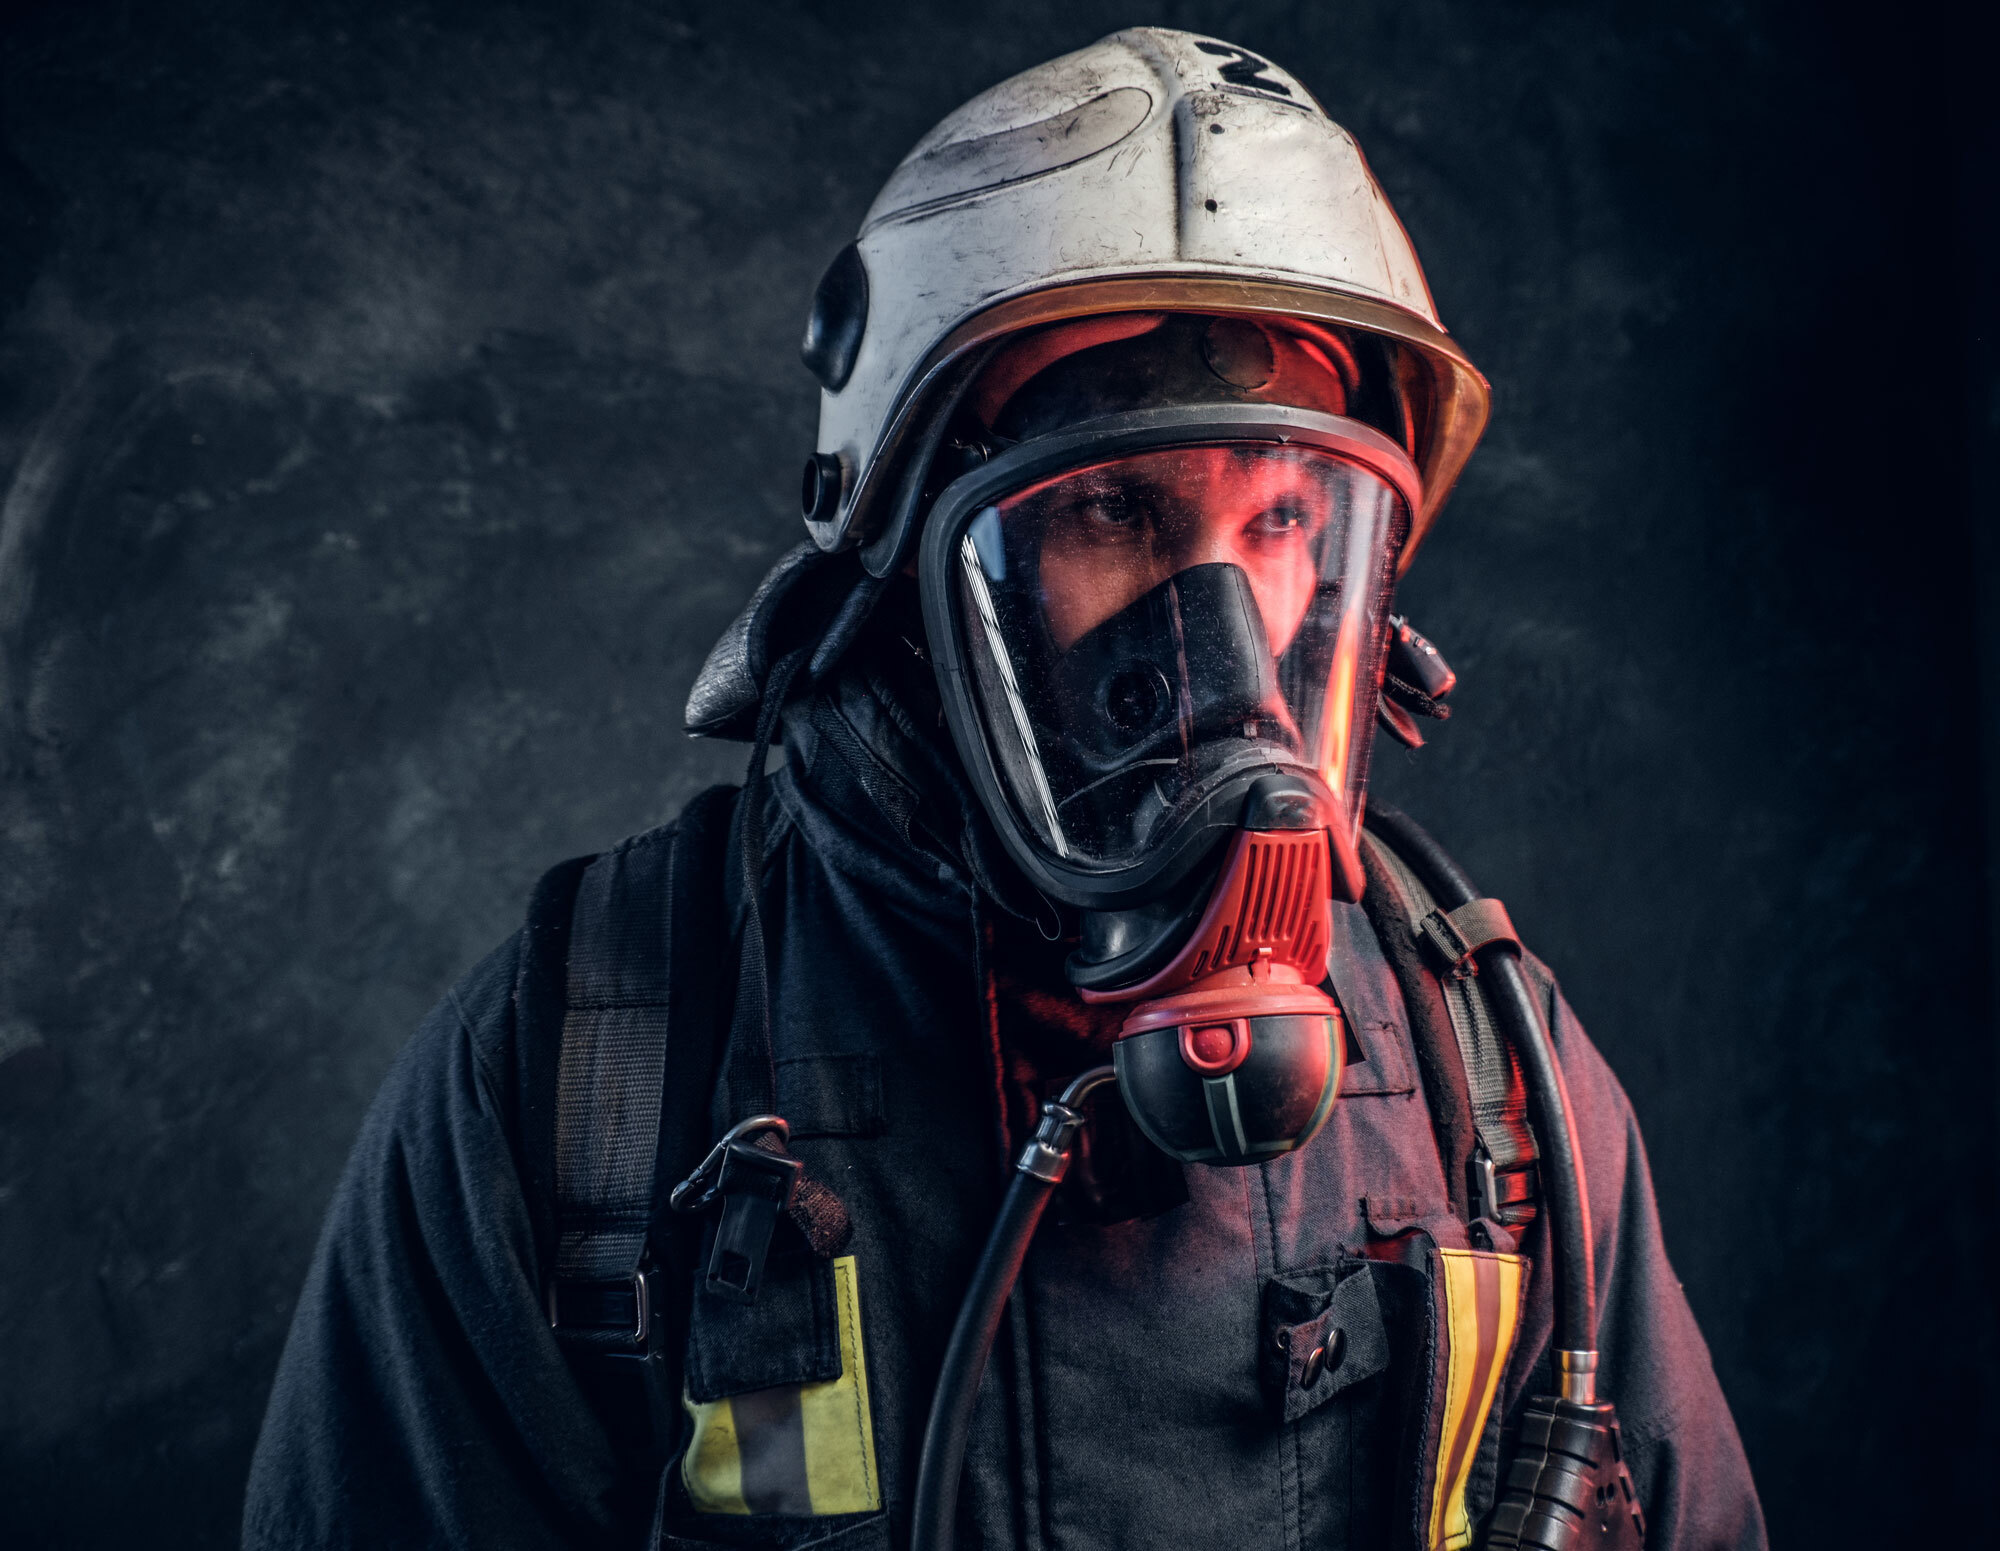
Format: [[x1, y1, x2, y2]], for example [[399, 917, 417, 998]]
[[1080, 496, 1145, 529], [1253, 503, 1314, 533]]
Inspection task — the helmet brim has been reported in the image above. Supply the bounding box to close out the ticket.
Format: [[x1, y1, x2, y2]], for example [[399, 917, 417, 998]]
[[844, 274, 1490, 578]]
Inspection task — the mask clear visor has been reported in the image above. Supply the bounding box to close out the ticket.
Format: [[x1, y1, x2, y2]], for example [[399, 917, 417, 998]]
[[951, 440, 1409, 871]]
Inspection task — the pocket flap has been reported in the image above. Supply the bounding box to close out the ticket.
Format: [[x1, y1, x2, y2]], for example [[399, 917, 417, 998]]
[[687, 1246, 841, 1402], [1338, 1018, 1418, 1097], [682, 1257, 881, 1520], [1261, 1261, 1392, 1422]]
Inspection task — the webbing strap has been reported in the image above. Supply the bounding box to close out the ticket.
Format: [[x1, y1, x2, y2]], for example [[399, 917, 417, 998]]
[[1362, 828, 1539, 1226], [699, 647, 855, 1289], [553, 840, 678, 1291], [726, 646, 810, 1121], [1358, 844, 1479, 1223], [550, 786, 739, 1347]]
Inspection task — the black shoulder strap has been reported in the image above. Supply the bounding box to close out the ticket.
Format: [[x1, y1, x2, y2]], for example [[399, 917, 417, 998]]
[[518, 784, 741, 1477], [1360, 814, 1540, 1232], [515, 852, 599, 1274]]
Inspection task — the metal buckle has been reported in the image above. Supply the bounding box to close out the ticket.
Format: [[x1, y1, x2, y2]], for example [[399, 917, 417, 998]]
[[546, 1265, 653, 1349], [1472, 1151, 1501, 1222], [625, 1266, 652, 1346], [1470, 1150, 1538, 1225]]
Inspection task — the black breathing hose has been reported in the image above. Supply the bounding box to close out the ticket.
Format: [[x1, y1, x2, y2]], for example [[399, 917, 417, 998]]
[[1362, 802, 1598, 1358], [909, 1066, 1118, 1551]]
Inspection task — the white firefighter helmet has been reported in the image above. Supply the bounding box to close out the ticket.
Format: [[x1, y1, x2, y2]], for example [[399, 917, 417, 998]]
[[798, 26, 1490, 576]]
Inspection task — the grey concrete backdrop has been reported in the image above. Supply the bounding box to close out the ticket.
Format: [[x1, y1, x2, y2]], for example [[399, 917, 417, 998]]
[[1, 1, 1993, 1546]]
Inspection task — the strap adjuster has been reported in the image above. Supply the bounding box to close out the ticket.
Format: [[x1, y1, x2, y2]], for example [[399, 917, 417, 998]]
[[548, 1265, 656, 1350], [1470, 1150, 1539, 1228], [1418, 898, 1521, 981]]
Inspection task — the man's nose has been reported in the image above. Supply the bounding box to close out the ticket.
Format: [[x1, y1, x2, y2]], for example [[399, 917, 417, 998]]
[[1162, 510, 1241, 574]]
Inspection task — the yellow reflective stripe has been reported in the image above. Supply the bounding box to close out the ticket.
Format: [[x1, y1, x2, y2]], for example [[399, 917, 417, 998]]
[[1429, 1249, 1525, 1551], [681, 1384, 750, 1515], [681, 1255, 879, 1517], [800, 1255, 881, 1513]]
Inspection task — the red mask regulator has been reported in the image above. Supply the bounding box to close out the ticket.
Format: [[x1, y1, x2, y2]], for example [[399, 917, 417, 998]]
[[1077, 775, 1364, 1166]]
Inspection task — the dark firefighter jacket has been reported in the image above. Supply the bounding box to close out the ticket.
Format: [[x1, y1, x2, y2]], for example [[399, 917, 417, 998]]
[[242, 604, 1767, 1551]]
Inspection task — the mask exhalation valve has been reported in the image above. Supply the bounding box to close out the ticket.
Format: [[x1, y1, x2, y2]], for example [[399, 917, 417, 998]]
[[1081, 775, 1351, 1166]]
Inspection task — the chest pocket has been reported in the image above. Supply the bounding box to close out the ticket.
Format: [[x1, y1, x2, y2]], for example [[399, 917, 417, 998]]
[[1260, 1257, 1418, 1548], [1255, 1242, 1525, 1551], [681, 1254, 881, 1519], [1336, 1014, 1419, 1098]]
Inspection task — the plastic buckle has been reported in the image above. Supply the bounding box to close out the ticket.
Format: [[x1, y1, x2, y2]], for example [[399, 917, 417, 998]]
[[703, 1138, 803, 1304]]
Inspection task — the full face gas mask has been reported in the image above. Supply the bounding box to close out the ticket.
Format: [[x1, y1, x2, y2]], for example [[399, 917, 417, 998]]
[[917, 315, 1420, 1166]]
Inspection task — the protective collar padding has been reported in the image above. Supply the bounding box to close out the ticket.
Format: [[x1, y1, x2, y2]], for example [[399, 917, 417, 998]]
[[685, 543, 877, 741]]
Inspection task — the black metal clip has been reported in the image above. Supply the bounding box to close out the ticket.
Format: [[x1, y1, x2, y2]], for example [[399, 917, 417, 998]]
[[1379, 615, 1457, 749], [1385, 615, 1456, 710], [670, 1115, 800, 1304]]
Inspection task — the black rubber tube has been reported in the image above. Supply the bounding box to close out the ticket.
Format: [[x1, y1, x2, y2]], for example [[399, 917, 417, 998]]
[[909, 1170, 1054, 1551], [1363, 802, 1597, 1354], [911, 1069, 1114, 1551]]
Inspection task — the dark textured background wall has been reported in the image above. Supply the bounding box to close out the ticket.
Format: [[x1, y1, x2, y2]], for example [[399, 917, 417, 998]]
[[2, 2, 1993, 1546]]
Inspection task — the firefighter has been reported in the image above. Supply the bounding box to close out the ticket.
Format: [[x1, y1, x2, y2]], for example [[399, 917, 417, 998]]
[[245, 29, 1765, 1551]]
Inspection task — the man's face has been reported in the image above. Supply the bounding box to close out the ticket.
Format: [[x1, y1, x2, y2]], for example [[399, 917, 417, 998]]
[[1015, 445, 1331, 658], [941, 430, 1412, 870]]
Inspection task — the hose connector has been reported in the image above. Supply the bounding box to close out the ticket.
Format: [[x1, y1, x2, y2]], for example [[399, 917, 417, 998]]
[[1556, 1348, 1598, 1405], [1014, 1066, 1117, 1182]]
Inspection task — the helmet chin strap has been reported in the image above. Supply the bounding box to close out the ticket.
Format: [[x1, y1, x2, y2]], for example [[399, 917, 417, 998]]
[[1075, 772, 1359, 1167]]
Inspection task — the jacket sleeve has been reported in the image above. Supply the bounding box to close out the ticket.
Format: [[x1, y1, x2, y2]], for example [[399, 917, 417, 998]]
[[241, 935, 632, 1551], [1537, 973, 1768, 1551]]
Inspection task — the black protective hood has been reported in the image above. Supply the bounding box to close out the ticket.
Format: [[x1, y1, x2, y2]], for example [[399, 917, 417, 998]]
[[686, 543, 1043, 924]]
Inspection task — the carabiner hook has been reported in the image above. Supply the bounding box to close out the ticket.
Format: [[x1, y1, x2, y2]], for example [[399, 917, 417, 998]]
[[668, 1114, 791, 1215]]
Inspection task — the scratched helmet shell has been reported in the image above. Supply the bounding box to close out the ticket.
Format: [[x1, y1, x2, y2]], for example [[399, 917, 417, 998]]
[[796, 26, 1490, 577]]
